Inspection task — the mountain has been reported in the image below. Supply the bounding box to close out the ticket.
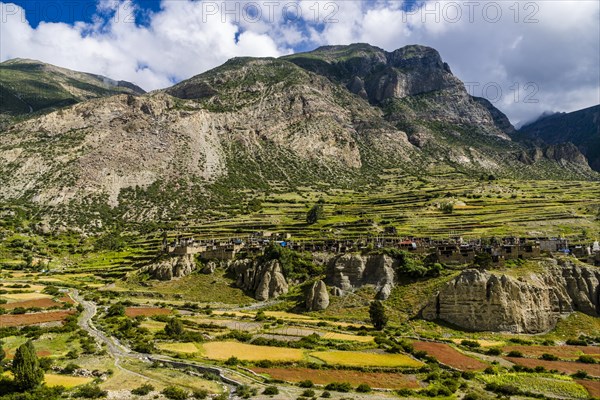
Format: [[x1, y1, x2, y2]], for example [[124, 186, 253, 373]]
[[0, 44, 597, 228], [0, 58, 145, 119], [515, 105, 600, 172]]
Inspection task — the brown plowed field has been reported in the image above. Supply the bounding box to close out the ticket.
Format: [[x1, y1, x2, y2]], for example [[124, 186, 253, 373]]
[[125, 307, 171, 317], [0, 298, 62, 310], [251, 367, 421, 389], [58, 294, 76, 304], [505, 357, 600, 377], [413, 341, 488, 371], [0, 310, 75, 327], [576, 380, 600, 398], [503, 345, 600, 359]]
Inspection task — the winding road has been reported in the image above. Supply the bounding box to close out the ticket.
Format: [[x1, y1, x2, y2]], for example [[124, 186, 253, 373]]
[[70, 290, 272, 394]]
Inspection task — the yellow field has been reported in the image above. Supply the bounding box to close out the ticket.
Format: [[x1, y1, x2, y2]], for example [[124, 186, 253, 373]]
[[201, 342, 304, 361], [451, 339, 505, 347], [140, 320, 166, 331], [0, 284, 46, 292], [1, 292, 52, 302], [157, 342, 200, 354], [311, 351, 424, 368], [320, 332, 374, 343], [45, 374, 93, 388]]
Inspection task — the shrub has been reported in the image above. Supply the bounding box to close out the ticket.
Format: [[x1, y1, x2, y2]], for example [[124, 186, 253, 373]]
[[73, 384, 108, 398], [225, 356, 240, 366], [236, 385, 257, 399], [320, 391, 331, 398], [324, 382, 352, 393], [507, 350, 523, 357], [263, 386, 279, 396], [302, 389, 315, 397], [566, 338, 587, 346], [131, 383, 154, 396], [485, 383, 520, 396], [486, 348, 502, 356], [162, 386, 189, 400], [192, 389, 209, 399], [571, 370, 589, 379], [540, 353, 559, 361], [298, 380, 314, 388], [461, 340, 480, 348], [62, 362, 81, 375], [578, 355, 596, 364], [356, 384, 371, 393]]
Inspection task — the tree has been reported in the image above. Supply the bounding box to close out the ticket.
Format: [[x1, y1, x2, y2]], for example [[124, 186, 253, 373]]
[[474, 252, 493, 269], [306, 204, 324, 225], [106, 303, 125, 317], [12, 340, 44, 390], [164, 318, 184, 337], [369, 300, 388, 331], [0, 340, 5, 362]]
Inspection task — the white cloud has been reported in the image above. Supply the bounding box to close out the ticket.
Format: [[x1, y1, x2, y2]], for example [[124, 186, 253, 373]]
[[0, 0, 286, 89], [0, 0, 598, 124]]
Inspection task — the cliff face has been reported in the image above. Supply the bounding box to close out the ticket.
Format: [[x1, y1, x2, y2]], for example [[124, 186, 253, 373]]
[[423, 260, 600, 333], [326, 253, 396, 300], [143, 254, 196, 281], [305, 280, 330, 311], [231, 259, 289, 301]]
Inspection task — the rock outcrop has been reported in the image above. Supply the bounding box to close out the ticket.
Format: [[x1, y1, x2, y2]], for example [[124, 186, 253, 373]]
[[327, 254, 396, 300], [231, 259, 289, 301], [144, 255, 196, 281], [201, 261, 217, 274], [423, 259, 600, 333], [305, 280, 330, 311]]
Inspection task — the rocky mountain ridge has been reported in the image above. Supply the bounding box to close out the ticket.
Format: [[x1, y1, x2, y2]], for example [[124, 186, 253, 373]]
[[0, 45, 598, 227], [514, 105, 600, 172], [0, 58, 144, 119]]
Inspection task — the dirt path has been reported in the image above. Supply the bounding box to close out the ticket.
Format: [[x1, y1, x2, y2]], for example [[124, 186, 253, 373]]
[[70, 290, 265, 395]]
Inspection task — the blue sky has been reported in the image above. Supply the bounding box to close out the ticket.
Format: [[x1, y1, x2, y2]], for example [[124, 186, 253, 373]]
[[1, 0, 598, 124]]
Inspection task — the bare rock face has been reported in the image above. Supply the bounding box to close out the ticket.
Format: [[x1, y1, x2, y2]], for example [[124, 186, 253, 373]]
[[423, 259, 600, 333], [327, 254, 396, 300], [144, 254, 196, 281], [305, 280, 330, 311], [201, 261, 217, 274], [232, 259, 289, 301]]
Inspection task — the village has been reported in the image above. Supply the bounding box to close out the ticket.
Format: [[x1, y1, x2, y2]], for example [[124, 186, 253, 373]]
[[163, 232, 600, 266]]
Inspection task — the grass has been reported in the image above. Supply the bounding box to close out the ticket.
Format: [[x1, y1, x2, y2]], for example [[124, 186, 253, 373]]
[[44, 374, 93, 388], [310, 351, 424, 368], [156, 342, 200, 354], [120, 270, 255, 304], [201, 341, 305, 362], [480, 373, 589, 399], [0, 292, 53, 301]]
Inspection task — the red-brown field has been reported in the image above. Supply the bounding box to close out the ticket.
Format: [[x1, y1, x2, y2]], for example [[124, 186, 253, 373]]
[[125, 307, 171, 317], [576, 380, 600, 398], [506, 357, 600, 376], [0, 310, 75, 327], [0, 298, 62, 310], [503, 345, 600, 360], [58, 294, 76, 304], [412, 341, 488, 371], [250, 367, 421, 389]]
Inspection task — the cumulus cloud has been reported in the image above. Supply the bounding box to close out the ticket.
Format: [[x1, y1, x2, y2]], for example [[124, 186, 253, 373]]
[[0, 0, 287, 89], [0, 0, 598, 124]]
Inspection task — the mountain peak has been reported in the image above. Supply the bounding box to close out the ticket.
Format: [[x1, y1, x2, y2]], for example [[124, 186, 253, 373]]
[[0, 58, 145, 117]]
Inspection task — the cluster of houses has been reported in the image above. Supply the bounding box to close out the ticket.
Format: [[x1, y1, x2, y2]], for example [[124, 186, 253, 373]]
[[162, 232, 600, 266]]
